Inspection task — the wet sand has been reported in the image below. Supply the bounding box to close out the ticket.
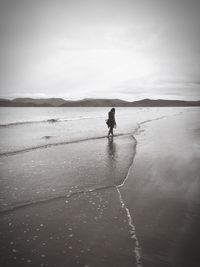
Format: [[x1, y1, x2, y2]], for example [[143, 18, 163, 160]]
[[120, 109, 200, 267], [0, 135, 139, 267], [0, 187, 138, 267], [0, 135, 135, 212]]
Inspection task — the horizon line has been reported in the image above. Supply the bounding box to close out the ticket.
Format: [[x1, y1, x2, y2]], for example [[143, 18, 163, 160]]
[[1, 97, 200, 102]]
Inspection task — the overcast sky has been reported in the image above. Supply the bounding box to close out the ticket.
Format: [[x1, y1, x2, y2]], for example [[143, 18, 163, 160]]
[[0, 0, 200, 100]]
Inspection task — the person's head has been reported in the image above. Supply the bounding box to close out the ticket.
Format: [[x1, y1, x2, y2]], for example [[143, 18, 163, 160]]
[[111, 108, 115, 113]]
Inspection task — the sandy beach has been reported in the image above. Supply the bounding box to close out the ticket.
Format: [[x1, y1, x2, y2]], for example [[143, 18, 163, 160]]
[[120, 108, 200, 267], [0, 107, 200, 267], [1, 0, 200, 265]]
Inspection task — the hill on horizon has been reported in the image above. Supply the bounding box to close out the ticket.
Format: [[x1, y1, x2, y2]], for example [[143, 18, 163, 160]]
[[0, 98, 200, 107]]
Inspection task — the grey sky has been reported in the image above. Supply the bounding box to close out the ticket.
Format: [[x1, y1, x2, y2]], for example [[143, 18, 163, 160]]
[[0, 0, 200, 100]]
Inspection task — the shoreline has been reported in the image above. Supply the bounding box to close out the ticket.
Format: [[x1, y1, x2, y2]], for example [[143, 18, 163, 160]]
[[1, 108, 199, 266]]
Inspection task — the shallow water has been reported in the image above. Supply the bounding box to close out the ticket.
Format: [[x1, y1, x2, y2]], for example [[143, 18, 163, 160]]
[[0, 135, 135, 212], [0, 107, 194, 212], [0, 107, 187, 155]]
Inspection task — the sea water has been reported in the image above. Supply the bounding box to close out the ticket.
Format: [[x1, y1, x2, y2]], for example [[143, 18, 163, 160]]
[[0, 107, 187, 155], [0, 107, 191, 211]]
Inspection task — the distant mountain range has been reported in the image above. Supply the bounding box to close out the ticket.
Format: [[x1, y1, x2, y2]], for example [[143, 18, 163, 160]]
[[0, 98, 200, 107]]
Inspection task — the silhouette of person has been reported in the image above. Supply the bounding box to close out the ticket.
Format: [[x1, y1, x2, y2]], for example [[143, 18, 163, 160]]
[[106, 108, 117, 138]]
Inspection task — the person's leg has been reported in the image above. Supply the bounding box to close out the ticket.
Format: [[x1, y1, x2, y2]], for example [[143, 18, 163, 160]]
[[108, 127, 111, 137], [108, 126, 114, 137], [110, 126, 114, 137], [108, 127, 112, 137]]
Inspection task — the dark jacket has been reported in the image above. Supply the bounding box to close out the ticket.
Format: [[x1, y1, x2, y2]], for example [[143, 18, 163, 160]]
[[107, 111, 116, 127]]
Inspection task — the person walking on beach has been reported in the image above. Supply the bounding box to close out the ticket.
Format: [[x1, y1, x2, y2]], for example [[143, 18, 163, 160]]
[[106, 108, 117, 138]]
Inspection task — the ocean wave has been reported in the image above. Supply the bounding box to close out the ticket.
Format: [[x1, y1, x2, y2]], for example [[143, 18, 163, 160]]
[[0, 118, 58, 127], [0, 183, 117, 213], [0, 133, 129, 158], [0, 116, 104, 127]]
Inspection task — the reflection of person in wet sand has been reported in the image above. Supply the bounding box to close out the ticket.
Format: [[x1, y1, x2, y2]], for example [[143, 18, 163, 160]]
[[106, 108, 117, 138], [107, 137, 117, 160], [107, 137, 117, 184]]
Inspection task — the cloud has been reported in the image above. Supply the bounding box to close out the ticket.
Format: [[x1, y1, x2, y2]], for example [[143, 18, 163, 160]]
[[0, 0, 200, 100]]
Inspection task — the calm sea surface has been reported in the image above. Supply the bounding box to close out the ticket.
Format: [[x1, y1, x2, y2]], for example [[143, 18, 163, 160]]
[[0, 107, 189, 155]]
